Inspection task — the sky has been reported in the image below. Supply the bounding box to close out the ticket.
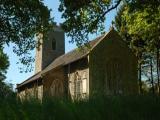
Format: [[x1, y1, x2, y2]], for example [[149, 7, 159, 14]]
[[4, 0, 117, 89]]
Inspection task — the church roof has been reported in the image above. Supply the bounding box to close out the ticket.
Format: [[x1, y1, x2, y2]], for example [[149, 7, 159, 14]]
[[17, 72, 41, 88], [17, 28, 116, 89], [42, 35, 103, 74]]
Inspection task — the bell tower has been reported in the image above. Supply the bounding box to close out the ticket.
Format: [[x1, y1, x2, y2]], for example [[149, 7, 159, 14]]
[[35, 25, 65, 73]]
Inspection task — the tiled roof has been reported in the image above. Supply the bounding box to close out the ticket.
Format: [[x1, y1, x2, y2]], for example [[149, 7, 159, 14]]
[[17, 72, 41, 88]]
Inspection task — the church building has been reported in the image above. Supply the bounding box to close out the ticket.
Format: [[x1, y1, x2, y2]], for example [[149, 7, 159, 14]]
[[16, 25, 138, 100]]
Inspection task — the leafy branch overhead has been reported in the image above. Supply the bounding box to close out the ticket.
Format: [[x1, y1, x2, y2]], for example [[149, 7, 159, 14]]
[[0, 0, 53, 72], [59, 0, 122, 46]]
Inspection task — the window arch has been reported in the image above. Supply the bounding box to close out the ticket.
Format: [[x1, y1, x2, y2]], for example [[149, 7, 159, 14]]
[[69, 71, 87, 99], [50, 79, 63, 97]]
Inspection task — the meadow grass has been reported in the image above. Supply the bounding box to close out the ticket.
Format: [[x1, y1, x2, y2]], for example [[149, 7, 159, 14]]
[[0, 95, 160, 120]]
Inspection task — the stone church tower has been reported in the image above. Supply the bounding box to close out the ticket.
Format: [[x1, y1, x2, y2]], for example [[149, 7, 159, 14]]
[[35, 25, 65, 73]]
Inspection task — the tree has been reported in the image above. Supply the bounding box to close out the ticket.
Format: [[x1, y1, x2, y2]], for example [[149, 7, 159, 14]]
[[122, 0, 160, 94], [0, 47, 9, 81], [0, 47, 13, 98], [0, 0, 53, 72], [113, 0, 160, 94], [59, 0, 122, 46], [114, 4, 130, 43], [114, 3, 144, 93]]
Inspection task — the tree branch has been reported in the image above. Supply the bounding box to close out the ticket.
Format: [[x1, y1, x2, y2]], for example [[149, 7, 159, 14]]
[[91, 0, 122, 31], [101, 0, 122, 18]]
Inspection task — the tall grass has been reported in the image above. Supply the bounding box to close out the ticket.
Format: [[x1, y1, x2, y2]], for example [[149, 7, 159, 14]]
[[0, 95, 160, 120]]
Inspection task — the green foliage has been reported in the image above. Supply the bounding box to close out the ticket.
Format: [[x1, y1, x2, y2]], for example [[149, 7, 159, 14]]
[[0, 95, 160, 120], [114, 3, 131, 45], [0, 47, 9, 81], [0, 82, 15, 99], [114, 0, 160, 93], [0, 46, 12, 98], [122, 1, 160, 52], [0, 0, 53, 72], [59, 0, 121, 46]]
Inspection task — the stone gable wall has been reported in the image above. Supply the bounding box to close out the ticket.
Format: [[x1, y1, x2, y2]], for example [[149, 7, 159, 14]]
[[89, 31, 138, 95]]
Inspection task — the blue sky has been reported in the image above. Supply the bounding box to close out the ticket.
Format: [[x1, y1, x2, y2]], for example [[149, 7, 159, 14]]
[[4, 0, 117, 89]]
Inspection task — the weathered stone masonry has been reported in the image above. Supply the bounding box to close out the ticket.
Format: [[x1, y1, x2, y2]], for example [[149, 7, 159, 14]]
[[16, 28, 138, 100]]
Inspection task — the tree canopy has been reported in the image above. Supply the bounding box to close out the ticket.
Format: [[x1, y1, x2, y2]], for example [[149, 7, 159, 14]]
[[113, 0, 160, 93], [123, 0, 160, 51], [0, 46, 12, 97], [0, 0, 53, 72], [59, 0, 122, 46], [0, 47, 9, 81]]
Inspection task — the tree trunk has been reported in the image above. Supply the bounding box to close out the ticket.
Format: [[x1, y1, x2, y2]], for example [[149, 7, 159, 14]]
[[138, 51, 143, 94], [150, 57, 154, 94], [157, 47, 160, 95]]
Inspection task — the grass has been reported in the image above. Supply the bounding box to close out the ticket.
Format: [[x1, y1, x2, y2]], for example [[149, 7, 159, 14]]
[[0, 95, 160, 120]]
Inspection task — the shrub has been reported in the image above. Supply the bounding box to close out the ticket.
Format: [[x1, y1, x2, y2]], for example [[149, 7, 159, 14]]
[[0, 95, 160, 120]]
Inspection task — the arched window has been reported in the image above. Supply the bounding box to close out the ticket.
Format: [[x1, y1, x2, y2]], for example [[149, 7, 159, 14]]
[[74, 72, 81, 97], [69, 71, 87, 99], [82, 71, 87, 94], [50, 79, 63, 97]]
